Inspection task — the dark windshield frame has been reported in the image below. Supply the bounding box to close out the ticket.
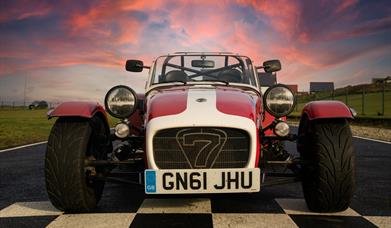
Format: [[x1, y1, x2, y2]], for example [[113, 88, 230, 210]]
[[150, 54, 257, 87]]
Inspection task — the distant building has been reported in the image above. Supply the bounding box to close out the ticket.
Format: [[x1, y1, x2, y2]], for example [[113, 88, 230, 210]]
[[258, 73, 276, 87], [285, 84, 298, 93], [310, 82, 334, 93], [372, 76, 391, 84], [297, 91, 309, 96]]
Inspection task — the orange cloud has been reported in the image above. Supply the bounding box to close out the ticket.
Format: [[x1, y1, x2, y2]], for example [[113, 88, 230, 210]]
[[66, 1, 147, 45], [238, 0, 301, 39]]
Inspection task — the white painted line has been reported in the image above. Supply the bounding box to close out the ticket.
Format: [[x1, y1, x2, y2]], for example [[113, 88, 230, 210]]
[[0, 141, 47, 153], [353, 136, 391, 144], [0, 127, 112, 153], [0, 128, 113, 153]]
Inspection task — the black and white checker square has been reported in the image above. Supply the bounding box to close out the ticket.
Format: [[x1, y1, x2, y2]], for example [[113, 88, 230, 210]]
[[0, 198, 388, 227]]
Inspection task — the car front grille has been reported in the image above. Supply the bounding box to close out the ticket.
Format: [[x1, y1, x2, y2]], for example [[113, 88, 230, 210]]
[[153, 127, 250, 169]]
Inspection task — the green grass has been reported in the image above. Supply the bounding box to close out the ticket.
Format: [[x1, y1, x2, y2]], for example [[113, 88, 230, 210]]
[[291, 91, 391, 118], [0, 108, 119, 150], [0, 108, 55, 150]]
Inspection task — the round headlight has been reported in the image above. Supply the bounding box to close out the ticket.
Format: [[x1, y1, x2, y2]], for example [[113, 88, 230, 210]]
[[274, 121, 290, 137], [263, 84, 295, 117], [104, 85, 138, 118], [114, 122, 130, 138]]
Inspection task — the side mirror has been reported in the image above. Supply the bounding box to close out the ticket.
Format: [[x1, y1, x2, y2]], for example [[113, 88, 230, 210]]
[[263, 60, 281, 73], [126, 60, 144, 72]]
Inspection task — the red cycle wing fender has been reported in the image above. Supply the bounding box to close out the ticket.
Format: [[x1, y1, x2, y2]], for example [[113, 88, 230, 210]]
[[302, 100, 353, 120], [48, 101, 107, 119]]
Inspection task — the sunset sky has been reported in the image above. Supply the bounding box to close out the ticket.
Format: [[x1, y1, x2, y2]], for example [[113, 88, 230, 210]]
[[0, 0, 390, 104]]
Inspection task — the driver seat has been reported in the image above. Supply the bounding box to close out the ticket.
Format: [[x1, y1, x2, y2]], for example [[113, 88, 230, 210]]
[[219, 69, 242, 83], [162, 70, 187, 83]]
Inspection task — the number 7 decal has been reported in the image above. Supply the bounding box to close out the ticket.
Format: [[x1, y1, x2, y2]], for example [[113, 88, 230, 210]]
[[176, 128, 227, 168]]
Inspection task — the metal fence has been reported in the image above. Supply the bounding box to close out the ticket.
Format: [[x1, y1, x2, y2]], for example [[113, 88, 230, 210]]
[[0, 100, 60, 109], [295, 83, 391, 117]]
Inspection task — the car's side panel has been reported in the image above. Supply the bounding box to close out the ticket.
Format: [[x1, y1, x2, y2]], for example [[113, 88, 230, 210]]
[[261, 111, 281, 136], [302, 100, 353, 120], [48, 101, 107, 119], [127, 109, 144, 136]]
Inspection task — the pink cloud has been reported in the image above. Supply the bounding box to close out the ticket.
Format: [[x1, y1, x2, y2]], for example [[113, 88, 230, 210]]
[[335, 0, 359, 14], [167, 2, 230, 32], [0, 1, 52, 22], [66, 1, 148, 45], [237, 0, 301, 39]]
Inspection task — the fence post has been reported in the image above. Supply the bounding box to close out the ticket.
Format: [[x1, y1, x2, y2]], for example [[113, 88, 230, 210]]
[[382, 83, 385, 116], [345, 87, 349, 105], [332, 90, 334, 100], [361, 87, 365, 115]]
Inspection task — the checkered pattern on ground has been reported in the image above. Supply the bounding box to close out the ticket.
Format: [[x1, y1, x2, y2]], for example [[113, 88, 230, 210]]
[[1, 198, 388, 228]]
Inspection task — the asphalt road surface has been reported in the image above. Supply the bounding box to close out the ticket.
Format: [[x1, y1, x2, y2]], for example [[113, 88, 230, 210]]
[[0, 135, 390, 227]]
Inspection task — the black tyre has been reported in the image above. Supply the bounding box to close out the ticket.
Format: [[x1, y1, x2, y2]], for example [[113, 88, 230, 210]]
[[45, 116, 111, 212], [297, 117, 355, 212]]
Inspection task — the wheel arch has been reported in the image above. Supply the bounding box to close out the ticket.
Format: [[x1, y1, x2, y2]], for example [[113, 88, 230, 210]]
[[301, 100, 354, 121], [48, 101, 110, 131]]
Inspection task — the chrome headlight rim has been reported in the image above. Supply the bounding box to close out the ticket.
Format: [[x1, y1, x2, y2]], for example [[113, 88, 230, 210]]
[[104, 85, 138, 119], [114, 122, 130, 138], [273, 121, 290, 137], [263, 84, 296, 118]]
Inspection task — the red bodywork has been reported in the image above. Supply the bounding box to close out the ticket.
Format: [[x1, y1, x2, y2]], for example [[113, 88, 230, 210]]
[[48, 101, 107, 120], [146, 86, 261, 121], [216, 87, 260, 122], [147, 87, 188, 121], [302, 100, 353, 120]]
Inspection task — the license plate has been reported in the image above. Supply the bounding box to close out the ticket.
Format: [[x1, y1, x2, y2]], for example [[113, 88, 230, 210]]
[[145, 168, 260, 194]]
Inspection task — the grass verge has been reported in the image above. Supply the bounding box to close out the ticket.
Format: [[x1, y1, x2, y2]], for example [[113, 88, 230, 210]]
[[0, 108, 54, 150], [293, 91, 391, 118], [0, 108, 119, 150]]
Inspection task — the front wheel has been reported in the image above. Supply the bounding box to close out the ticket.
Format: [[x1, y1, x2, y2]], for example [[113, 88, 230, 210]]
[[45, 116, 111, 212], [298, 118, 355, 212]]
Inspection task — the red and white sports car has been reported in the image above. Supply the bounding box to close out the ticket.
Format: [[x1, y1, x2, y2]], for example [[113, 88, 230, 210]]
[[45, 52, 355, 213]]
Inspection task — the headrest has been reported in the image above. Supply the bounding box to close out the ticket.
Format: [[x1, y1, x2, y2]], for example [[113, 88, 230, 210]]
[[164, 70, 187, 82]]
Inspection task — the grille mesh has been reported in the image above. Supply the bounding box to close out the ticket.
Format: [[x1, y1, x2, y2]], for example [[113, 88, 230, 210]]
[[153, 127, 250, 169]]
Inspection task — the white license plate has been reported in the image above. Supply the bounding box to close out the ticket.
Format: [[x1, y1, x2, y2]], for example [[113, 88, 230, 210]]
[[145, 168, 260, 194]]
